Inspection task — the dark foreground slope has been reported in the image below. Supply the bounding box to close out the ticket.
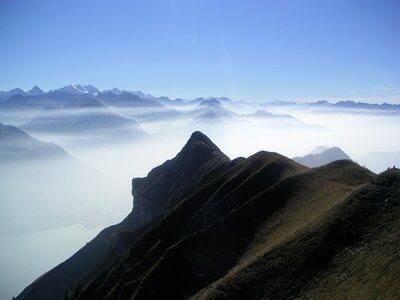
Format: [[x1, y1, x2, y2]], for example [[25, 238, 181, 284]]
[[16, 131, 231, 300], [18, 132, 400, 300], [193, 167, 400, 299]]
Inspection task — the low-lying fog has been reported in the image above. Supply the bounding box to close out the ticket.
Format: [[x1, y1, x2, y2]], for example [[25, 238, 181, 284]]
[[1, 101, 399, 299], [0, 225, 101, 300]]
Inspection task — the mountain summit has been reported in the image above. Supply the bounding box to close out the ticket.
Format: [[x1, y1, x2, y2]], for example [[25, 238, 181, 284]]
[[27, 86, 45, 96], [129, 131, 230, 226], [182, 131, 224, 154]]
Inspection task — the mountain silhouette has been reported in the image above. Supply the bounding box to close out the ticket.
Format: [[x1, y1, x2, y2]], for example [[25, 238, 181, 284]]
[[2, 85, 400, 113], [16, 132, 400, 300], [293, 146, 351, 168], [192, 101, 234, 122], [0, 86, 161, 112]]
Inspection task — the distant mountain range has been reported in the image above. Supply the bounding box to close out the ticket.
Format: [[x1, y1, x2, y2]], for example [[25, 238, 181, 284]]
[[1, 85, 310, 136], [293, 146, 352, 168], [264, 99, 400, 112], [1, 85, 399, 112], [16, 131, 400, 300], [192, 99, 299, 123], [0, 86, 45, 99], [53, 84, 100, 95]]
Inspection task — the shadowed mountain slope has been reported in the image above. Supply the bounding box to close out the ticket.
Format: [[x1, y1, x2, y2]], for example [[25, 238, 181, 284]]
[[193, 167, 400, 300], [17, 132, 400, 300], [16, 131, 231, 300], [65, 137, 306, 300]]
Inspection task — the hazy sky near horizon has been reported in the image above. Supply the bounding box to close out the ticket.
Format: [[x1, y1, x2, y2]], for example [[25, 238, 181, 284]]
[[1, 0, 400, 102]]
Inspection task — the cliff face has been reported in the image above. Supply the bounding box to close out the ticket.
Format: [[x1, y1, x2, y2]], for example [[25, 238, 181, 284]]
[[17, 132, 400, 300]]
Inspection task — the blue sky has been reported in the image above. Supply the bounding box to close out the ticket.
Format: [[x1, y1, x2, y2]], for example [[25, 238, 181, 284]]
[[1, 0, 399, 102]]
